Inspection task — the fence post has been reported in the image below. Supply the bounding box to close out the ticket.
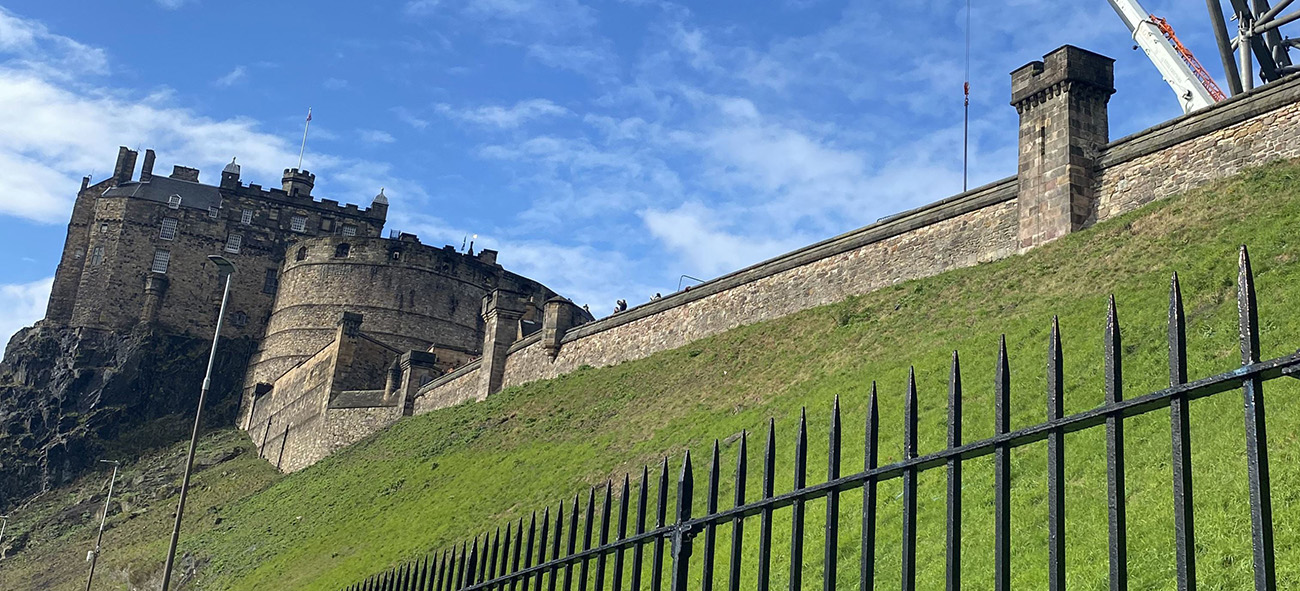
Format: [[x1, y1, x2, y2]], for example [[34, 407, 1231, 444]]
[[669, 451, 694, 591]]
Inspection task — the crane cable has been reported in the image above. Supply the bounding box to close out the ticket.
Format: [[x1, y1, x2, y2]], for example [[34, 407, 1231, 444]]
[[963, 0, 971, 192]]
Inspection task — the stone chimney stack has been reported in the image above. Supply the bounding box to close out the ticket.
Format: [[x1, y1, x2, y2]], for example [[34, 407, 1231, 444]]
[[170, 165, 200, 183], [112, 147, 137, 185], [139, 149, 156, 182], [1011, 45, 1115, 250], [282, 168, 315, 197]]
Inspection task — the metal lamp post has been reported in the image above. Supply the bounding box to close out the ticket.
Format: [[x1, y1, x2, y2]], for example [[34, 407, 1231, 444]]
[[85, 459, 119, 591], [160, 255, 235, 591]]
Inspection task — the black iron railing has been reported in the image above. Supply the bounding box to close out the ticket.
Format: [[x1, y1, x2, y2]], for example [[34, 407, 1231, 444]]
[[345, 246, 1298, 591]]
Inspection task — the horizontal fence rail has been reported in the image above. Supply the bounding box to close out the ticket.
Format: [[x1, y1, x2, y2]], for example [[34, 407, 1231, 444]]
[[345, 246, 1297, 591]]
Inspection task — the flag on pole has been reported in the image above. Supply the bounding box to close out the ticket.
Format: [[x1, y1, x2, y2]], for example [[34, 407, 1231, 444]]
[[306, 107, 313, 122]]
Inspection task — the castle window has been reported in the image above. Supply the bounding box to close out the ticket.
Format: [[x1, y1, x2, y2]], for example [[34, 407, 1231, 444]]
[[263, 268, 279, 294], [231, 311, 248, 327], [99, 223, 108, 233], [151, 249, 170, 274], [341, 224, 357, 237], [208, 206, 219, 218], [295, 246, 307, 261], [391, 250, 402, 261], [159, 217, 178, 240], [90, 245, 104, 266], [290, 215, 307, 233], [334, 242, 351, 258], [224, 233, 243, 254], [241, 209, 254, 225], [167, 194, 181, 209]]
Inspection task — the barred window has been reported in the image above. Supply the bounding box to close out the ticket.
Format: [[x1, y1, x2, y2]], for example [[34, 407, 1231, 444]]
[[290, 215, 307, 233], [159, 217, 178, 240], [263, 268, 279, 294], [167, 194, 181, 209], [151, 250, 170, 273], [208, 206, 219, 218], [224, 233, 242, 254], [90, 245, 104, 266], [341, 224, 357, 237], [241, 209, 254, 225]]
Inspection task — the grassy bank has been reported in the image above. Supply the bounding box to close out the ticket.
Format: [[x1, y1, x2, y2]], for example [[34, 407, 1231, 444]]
[[4, 159, 1300, 590]]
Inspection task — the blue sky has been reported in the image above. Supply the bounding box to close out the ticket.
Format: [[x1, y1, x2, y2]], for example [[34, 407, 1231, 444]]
[[0, 0, 1243, 341]]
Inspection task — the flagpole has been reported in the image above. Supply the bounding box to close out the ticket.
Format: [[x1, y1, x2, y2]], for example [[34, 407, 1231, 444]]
[[297, 107, 312, 170]]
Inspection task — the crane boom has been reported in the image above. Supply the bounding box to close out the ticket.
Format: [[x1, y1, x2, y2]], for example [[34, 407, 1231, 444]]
[[1108, 0, 1219, 113]]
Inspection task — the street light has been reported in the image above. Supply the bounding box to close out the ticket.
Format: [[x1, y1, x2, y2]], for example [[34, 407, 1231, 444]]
[[160, 255, 235, 591], [85, 460, 119, 591]]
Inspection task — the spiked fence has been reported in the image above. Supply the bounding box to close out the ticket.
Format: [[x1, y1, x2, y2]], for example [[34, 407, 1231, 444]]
[[344, 247, 1298, 591]]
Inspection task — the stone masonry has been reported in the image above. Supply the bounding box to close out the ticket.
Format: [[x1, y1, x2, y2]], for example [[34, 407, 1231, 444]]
[[409, 47, 1300, 426]]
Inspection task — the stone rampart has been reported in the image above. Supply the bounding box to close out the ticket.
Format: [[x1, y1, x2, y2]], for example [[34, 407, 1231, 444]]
[[410, 58, 1300, 417]]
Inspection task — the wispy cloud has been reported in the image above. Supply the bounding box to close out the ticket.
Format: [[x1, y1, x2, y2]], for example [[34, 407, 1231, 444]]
[[0, 6, 107, 78], [0, 276, 51, 346], [214, 65, 247, 87], [154, 0, 196, 9], [359, 128, 396, 144], [436, 99, 568, 128]]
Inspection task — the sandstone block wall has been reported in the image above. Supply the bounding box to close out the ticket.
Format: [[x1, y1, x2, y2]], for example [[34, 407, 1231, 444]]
[[410, 72, 1300, 419]]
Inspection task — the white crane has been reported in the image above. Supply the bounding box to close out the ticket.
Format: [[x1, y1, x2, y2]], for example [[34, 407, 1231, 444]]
[[1108, 0, 1222, 113]]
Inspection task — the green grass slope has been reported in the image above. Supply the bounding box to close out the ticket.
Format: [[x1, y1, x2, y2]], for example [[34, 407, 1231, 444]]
[[6, 159, 1300, 591]]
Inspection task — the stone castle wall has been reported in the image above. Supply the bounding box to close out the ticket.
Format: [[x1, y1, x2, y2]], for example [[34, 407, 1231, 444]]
[[410, 64, 1300, 417]]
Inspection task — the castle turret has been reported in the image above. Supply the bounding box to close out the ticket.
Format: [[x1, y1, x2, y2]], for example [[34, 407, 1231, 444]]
[[221, 157, 241, 189], [282, 168, 315, 197], [371, 187, 389, 219]]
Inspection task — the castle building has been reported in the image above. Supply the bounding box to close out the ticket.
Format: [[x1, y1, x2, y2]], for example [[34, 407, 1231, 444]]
[[43, 147, 591, 471]]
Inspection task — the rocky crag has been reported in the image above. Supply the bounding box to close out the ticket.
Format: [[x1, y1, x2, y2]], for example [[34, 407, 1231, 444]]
[[0, 323, 254, 513]]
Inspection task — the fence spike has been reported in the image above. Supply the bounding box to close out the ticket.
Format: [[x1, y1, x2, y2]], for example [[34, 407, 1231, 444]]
[[790, 408, 808, 591], [436, 550, 448, 591], [757, 418, 776, 591], [501, 522, 514, 590], [1238, 245, 1276, 591], [631, 467, 648, 591], [727, 431, 747, 591], [525, 513, 538, 588], [512, 519, 525, 591], [994, 336, 1011, 591], [861, 383, 879, 591], [550, 503, 564, 591], [669, 450, 695, 591], [1105, 296, 1129, 591], [420, 555, 431, 591], [946, 351, 963, 591], [461, 541, 473, 591], [613, 475, 631, 591], [902, 369, 918, 591], [1168, 271, 1197, 591], [824, 396, 841, 591], [651, 458, 669, 591], [701, 441, 720, 591], [489, 527, 502, 587], [595, 485, 611, 591], [564, 495, 579, 591], [1047, 317, 1065, 591], [537, 507, 551, 591], [580, 487, 596, 591], [407, 561, 416, 591]]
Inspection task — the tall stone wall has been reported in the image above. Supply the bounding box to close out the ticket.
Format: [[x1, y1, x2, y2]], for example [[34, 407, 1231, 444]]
[[410, 57, 1300, 418]]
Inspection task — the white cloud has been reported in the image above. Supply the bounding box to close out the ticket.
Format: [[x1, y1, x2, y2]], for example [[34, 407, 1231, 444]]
[[437, 99, 569, 128], [0, 9, 432, 226], [154, 0, 196, 9], [214, 65, 246, 87], [0, 276, 52, 346], [641, 202, 808, 277], [404, 0, 441, 15], [323, 77, 349, 90], [359, 129, 396, 144], [392, 106, 430, 130], [0, 6, 107, 77]]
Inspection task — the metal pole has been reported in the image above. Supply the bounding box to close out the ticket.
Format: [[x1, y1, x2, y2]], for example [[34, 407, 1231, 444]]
[[1241, 17, 1257, 90], [85, 461, 119, 591], [160, 267, 233, 591], [1208, 0, 1247, 94], [0, 515, 8, 551], [297, 107, 312, 170]]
